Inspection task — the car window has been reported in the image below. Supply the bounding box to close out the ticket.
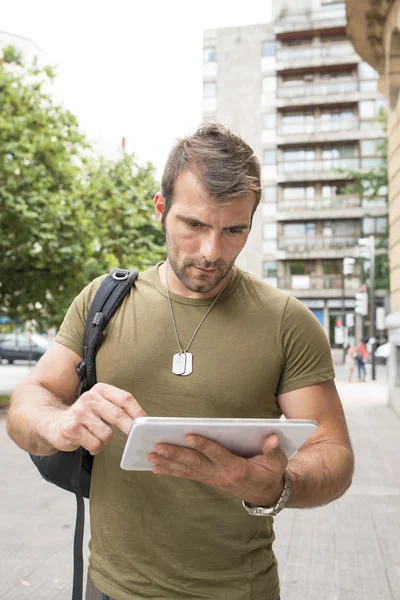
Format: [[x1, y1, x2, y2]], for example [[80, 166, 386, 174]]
[[0, 340, 15, 348]]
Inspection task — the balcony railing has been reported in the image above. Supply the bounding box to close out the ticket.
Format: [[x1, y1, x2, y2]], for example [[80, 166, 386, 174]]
[[279, 274, 359, 291], [278, 236, 358, 251], [277, 80, 358, 99], [278, 118, 382, 135], [278, 195, 361, 212], [277, 42, 357, 63], [278, 157, 360, 174]]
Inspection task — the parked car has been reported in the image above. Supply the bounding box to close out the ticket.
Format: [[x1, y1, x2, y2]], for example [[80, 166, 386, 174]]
[[0, 334, 48, 364]]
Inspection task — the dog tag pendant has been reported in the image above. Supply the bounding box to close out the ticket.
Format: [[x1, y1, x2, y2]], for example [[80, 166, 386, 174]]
[[172, 352, 186, 375], [182, 352, 193, 376]]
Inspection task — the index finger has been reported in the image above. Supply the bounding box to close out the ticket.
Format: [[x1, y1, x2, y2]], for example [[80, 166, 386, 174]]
[[93, 382, 146, 421]]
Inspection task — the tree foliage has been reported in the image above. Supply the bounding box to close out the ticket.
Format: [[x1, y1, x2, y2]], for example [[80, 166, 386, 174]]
[[344, 109, 389, 291], [0, 47, 165, 331]]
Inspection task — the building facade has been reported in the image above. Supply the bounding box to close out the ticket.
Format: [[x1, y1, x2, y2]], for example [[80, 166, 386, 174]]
[[347, 0, 400, 413], [203, 0, 388, 348]]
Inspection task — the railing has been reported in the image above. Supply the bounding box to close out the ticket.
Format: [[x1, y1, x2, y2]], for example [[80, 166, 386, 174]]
[[275, 3, 346, 26], [277, 80, 358, 98], [278, 236, 359, 251], [277, 42, 356, 63], [278, 195, 361, 211], [278, 158, 360, 174], [278, 119, 361, 135], [279, 274, 359, 291]]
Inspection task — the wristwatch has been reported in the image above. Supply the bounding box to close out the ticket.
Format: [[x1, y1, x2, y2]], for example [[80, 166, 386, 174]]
[[242, 472, 292, 517]]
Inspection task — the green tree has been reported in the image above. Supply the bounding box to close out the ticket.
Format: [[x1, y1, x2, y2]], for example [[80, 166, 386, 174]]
[[344, 109, 389, 290], [0, 47, 165, 332]]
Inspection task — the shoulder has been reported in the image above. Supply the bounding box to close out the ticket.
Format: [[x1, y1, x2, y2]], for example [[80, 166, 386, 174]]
[[239, 269, 290, 309]]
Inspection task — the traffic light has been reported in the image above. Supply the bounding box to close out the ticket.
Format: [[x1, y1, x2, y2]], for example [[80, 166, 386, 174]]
[[355, 292, 368, 316], [343, 257, 355, 275]]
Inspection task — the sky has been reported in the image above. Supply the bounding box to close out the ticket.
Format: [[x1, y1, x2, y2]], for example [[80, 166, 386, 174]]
[[2, 0, 272, 178]]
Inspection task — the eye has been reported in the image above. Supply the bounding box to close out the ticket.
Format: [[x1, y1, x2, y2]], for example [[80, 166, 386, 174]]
[[187, 220, 204, 229], [225, 228, 243, 235]]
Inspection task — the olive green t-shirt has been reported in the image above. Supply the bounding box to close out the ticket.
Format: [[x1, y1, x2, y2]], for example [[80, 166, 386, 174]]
[[55, 263, 335, 600]]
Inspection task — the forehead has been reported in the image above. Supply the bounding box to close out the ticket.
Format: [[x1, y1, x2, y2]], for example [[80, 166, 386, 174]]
[[171, 169, 255, 216]]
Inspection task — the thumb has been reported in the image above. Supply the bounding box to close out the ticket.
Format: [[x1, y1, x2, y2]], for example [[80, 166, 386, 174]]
[[262, 434, 280, 455]]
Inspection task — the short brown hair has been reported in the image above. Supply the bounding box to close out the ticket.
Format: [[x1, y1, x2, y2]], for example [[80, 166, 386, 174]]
[[161, 121, 261, 223]]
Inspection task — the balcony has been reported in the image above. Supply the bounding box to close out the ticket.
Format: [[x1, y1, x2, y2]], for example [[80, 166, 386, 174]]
[[276, 195, 364, 221], [276, 235, 359, 260], [275, 118, 383, 144], [274, 4, 346, 35], [277, 80, 358, 100], [276, 42, 359, 71], [276, 157, 383, 183], [278, 274, 360, 298]]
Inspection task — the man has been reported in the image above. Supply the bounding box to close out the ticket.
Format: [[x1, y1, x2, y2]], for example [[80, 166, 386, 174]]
[[7, 122, 354, 600]]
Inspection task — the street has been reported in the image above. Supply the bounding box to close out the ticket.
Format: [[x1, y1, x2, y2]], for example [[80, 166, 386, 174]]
[[0, 366, 399, 600]]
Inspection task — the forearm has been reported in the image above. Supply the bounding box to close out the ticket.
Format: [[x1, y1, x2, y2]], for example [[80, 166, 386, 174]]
[[285, 442, 354, 508], [6, 383, 69, 455]]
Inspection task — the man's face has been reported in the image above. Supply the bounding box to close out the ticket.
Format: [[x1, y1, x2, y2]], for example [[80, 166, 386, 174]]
[[154, 170, 255, 294]]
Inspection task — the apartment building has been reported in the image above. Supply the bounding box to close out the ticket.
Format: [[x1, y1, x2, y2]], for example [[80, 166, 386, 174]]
[[203, 0, 388, 346]]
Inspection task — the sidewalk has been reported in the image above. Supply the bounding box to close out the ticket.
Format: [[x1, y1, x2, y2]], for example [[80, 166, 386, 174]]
[[1, 378, 399, 600]]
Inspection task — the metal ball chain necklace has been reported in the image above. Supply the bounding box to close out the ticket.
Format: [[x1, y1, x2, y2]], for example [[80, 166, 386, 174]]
[[166, 264, 231, 376]]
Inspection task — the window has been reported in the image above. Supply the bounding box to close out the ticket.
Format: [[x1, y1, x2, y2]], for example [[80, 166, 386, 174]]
[[263, 223, 277, 240], [324, 220, 357, 235], [359, 100, 375, 119], [203, 82, 216, 99], [262, 41, 276, 57], [283, 186, 315, 200], [263, 186, 277, 203], [363, 217, 387, 234], [263, 261, 277, 277], [282, 110, 314, 123], [263, 149, 276, 165], [283, 148, 315, 161], [361, 139, 381, 156], [287, 261, 316, 276], [320, 108, 354, 120], [263, 113, 277, 129], [323, 260, 342, 275], [282, 73, 314, 86], [283, 222, 316, 237], [322, 184, 346, 198], [322, 145, 355, 159], [203, 47, 216, 63], [320, 70, 352, 81]]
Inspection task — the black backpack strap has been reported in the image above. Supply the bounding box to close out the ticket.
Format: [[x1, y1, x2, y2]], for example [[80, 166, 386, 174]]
[[76, 268, 139, 396], [72, 268, 138, 600]]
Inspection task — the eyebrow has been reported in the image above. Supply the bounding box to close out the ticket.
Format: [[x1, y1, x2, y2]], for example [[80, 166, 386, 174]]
[[177, 215, 250, 230]]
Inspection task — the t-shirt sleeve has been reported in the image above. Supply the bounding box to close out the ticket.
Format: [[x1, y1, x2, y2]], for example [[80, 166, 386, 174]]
[[277, 295, 335, 395], [54, 275, 107, 357]]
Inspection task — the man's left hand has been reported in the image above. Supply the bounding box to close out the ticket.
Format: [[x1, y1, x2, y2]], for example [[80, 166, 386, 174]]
[[148, 433, 288, 506]]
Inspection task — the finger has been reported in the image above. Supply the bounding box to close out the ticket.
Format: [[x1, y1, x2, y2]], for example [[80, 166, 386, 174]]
[[76, 425, 106, 456], [82, 415, 114, 447], [185, 435, 239, 466], [262, 434, 280, 454], [153, 443, 203, 470], [149, 453, 194, 477], [92, 383, 147, 421]]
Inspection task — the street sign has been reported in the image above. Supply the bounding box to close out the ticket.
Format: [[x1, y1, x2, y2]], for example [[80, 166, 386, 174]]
[[343, 257, 355, 275], [376, 307, 386, 330], [355, 292, 368, 316], [346, 313, 355, 328]]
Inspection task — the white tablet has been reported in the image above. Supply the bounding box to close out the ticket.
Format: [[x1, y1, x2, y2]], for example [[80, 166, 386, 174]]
[[120, 417, 318, 471]]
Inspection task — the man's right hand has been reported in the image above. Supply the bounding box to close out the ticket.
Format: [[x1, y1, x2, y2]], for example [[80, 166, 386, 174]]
[[46, 383, 146, 455]]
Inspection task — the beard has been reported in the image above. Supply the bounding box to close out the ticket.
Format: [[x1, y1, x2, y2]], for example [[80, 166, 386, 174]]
[[165, 230, 237, 294]]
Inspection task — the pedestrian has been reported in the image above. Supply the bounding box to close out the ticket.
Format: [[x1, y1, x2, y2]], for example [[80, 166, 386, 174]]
[[353, 338, 369, 382], [345, 344, 356, 382], [6, 122, 354, 600]]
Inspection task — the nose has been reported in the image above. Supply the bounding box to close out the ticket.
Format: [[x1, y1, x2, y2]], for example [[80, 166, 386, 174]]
[[200, 231, 222, 264]]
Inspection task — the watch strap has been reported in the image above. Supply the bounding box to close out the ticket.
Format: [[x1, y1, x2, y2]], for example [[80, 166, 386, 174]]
[[242, 472, 292, 517]]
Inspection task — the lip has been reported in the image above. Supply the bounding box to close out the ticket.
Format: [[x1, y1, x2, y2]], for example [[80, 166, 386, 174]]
[[194, 266, 216, 273]]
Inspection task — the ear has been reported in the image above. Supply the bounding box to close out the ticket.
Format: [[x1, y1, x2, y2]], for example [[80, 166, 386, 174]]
[[154, 192, 165, 224]]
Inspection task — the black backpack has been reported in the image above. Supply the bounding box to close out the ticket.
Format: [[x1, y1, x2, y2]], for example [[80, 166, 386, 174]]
[[29, 267, 138, 600]]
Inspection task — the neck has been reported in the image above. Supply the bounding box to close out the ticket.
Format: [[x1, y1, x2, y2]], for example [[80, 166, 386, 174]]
[[158, 261, 235, 299]]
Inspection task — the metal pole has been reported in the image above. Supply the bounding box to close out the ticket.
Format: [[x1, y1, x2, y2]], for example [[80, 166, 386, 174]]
[[369, 235, 376, 381], [360, 221, 365, 339]]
